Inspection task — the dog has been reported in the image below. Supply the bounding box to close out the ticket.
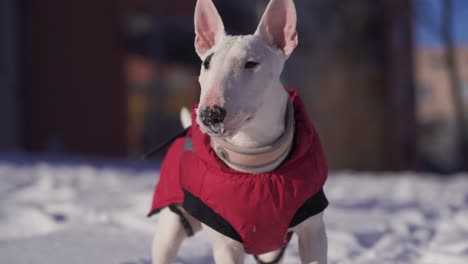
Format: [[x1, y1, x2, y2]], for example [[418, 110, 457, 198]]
[[149, 0, 328, 263]]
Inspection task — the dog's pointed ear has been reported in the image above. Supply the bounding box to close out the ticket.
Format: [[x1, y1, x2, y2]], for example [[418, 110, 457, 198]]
[[194, 0, 225, 58], [255, 0, 298, 56]]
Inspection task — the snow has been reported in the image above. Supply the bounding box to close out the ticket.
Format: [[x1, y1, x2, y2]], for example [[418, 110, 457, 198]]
[[1, 158, 468, 263]]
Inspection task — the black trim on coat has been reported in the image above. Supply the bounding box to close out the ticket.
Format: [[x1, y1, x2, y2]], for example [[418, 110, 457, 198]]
[[289, 188, 328, 227], [169, 204, 195, 237], [142, 127, 190, 160], [147, 204, 195, 237], [182, 188, 328, 244], [183, 190, 243, 242]]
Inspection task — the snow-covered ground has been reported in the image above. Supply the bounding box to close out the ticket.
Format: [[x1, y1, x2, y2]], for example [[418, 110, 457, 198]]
[[1, 157, 468, 264]]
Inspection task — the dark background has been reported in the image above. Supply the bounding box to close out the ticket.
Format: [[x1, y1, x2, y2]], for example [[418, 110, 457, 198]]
[[1, 0, 467, 173]]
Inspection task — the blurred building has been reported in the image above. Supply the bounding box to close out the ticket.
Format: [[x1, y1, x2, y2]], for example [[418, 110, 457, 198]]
[[286, 0, 417, 170], [1, 0, 418, 171], [127, 0, 417, 171], [415, 47, 468, 170]]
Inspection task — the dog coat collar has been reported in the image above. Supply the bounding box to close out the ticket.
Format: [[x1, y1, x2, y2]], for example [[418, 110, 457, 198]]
[[210, 100, 295, 173]]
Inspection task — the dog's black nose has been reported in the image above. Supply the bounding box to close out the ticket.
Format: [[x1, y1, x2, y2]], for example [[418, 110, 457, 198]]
[[199, 105, 227, 127]]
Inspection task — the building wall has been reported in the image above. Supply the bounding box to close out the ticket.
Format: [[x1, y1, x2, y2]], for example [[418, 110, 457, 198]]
[[0, 0, 21, 151], [23, 1, 127, 156]]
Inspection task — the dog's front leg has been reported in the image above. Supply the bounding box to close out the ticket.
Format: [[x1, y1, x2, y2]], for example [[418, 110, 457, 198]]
[[152, 207, 201, 264], [202, 224, 245, 264], [294, 212, 327, 264]]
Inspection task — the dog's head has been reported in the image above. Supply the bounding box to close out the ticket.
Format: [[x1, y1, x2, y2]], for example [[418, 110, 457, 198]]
[[194, 0, 298, 137]]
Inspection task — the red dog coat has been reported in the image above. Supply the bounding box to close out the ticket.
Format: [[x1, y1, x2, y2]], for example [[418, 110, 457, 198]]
[[149, 89, 328, 255]]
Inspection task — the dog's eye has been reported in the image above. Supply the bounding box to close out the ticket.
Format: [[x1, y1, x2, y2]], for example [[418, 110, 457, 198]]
[[203, 53, 214, 70], [245, 61, 259, 69]]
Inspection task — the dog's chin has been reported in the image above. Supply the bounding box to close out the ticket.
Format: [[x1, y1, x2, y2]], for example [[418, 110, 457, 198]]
[[199, 124, 238, 138], [206, 130, 234, 138], [198, 123, 242, 139], [197, 115, 254, 138]]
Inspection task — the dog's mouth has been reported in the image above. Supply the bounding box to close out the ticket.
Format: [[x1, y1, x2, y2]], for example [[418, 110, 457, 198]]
[[206, 129, 232, 138], [203, 124, 228, 137], [197, 115, 254, 138]]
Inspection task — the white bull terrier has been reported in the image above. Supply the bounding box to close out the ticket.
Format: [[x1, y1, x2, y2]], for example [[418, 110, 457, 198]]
[[151, 0, 328, 263]]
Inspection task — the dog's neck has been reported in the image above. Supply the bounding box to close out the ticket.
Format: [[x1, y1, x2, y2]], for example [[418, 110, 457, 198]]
[[226, 82, 289, 149]]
